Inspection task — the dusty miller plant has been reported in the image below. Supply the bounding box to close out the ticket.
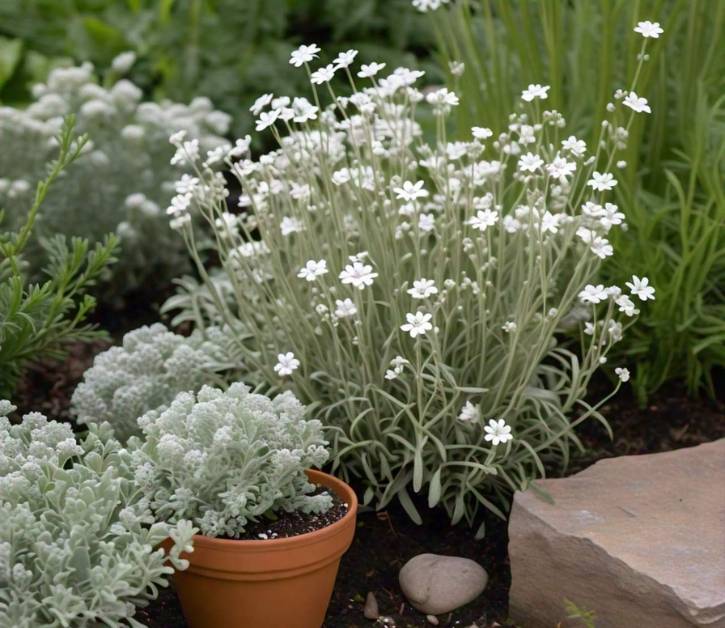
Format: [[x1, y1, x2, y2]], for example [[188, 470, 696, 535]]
[[0, 400, 195, 627], [128, 383, 332, 539], [71, 323, 247, 442], [168, 37, 656, 532], [0, 56, 230, 297]]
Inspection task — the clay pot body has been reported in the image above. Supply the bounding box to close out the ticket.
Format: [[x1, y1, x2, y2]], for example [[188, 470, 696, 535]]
[[168, 469, 357, 628]]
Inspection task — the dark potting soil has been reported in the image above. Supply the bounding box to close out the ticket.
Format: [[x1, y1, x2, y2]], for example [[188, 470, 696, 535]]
[[231, 490, 349, 541]]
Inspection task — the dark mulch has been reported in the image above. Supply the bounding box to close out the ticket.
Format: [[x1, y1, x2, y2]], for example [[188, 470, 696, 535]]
[[11, 339, 110, 420], [234, 490, 348, 541]]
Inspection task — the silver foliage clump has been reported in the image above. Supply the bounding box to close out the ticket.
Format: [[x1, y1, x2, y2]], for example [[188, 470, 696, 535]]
[[129, 383, 332, 539], [72, 323, 244, 442], [0, 400, 195, 627], [0, 59, 231, 295]]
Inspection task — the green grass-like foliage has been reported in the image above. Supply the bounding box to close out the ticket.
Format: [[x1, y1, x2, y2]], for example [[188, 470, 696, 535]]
[[0, 116, 117, 398], [71, 323, 247, 443], [0, 400, 195, 627], [169, 41, 654, 530], [422, 0, 725, 400], [128, 383, 332, 539]]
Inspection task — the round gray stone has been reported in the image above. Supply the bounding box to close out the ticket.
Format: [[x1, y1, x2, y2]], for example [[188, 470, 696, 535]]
[[399, 553, 488, 615]]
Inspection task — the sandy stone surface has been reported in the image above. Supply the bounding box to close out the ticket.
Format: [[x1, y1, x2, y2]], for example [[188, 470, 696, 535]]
[[509, 439, 725, 627]]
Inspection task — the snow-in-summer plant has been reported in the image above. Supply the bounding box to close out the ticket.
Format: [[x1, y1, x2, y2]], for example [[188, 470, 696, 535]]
[[71, 323, 246, 442], [0, 400, 195, 627], [0, 56, 231, 296], [167, 35, 656, 532], [128, 383, 331, 539]]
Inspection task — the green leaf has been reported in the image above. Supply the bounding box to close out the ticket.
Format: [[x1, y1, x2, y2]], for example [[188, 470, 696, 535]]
[[0, 36, 23, 89]]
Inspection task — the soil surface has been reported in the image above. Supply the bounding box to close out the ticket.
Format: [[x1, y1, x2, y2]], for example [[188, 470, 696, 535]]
[[10, 326, 724, 627], [233, 490, 348, 541]]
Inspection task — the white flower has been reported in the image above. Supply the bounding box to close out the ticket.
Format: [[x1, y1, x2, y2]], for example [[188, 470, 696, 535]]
[[334, 49, 358, 69], [623, 91, 651, 114], [521, 84, 550, 102], [401, 311, 433, 338], [518, 152, 544, 173], [391, 355, 408, 370], [561, 135, 586, 157], [502, 321, 517, 333], [281, 216, 304, 236], [546, 156, 576, 179], [412, 0, 450, 12], [310, 64, 336, 84], [607, 320, 623, 342], [167, 193, 191, 216], [297, 259, 328, 282], [587, 171, 617, 191], [449, 60, 465, 76], [418, 213, 436, 233], [170, 139, 199, 166], [540, 211, 559, 234], [578, 284, 608, 304], [626, 275, 655, 301], [584, 322, 596, 336], [426, 87, 459, 108], [590, 236, 614, 259], [256, 109, 280, 131], [169, 130, 186, 146], [274, 352, 300, 376], [407, 278, 438, 299], [290, 43, 321, 67], [339, 262, 378, 289], [634, 20, 663, 39], [215, 212, 238, 233], [394, 180, 429, 202], [385, 369, 400, 380], [472, 126, 493, 140], [385, 355, 409, 380], [334, 298, 357, 318], [484, 418, 513, 445], [616, 294, 638, 317], [291, 97, 318, 124], [357, 62, 386, 78], [468, 209, 499, 232], [458, 401, 480, 423], [615, 367, 631, 382], [250, 93, 274, 115]]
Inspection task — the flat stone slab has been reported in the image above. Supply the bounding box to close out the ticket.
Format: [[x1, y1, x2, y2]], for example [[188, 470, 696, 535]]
[[509, 439, 725, 627]]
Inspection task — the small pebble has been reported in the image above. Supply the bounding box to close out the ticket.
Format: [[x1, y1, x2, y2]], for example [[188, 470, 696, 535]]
[[364, 591, 379, 620], [427, 615, 439, 626]]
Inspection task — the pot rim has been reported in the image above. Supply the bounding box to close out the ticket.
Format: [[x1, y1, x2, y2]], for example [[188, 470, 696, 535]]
[[187, 468, 358, 550]]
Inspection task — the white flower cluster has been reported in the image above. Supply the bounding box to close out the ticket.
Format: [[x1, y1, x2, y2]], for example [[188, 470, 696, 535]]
[[129, 383, 332, 538], [169, 41, 653, 526], [72, 323, 244, 442], [0, 400, 194, 626], [0, 59, 230, 295]]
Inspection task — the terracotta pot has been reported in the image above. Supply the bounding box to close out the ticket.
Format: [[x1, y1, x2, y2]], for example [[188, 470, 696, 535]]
[[166, 469, 358, 628]]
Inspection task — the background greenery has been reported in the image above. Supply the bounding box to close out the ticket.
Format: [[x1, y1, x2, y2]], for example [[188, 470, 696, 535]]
[[0, 0, 439, 136], [0, 0, 722, 402]]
